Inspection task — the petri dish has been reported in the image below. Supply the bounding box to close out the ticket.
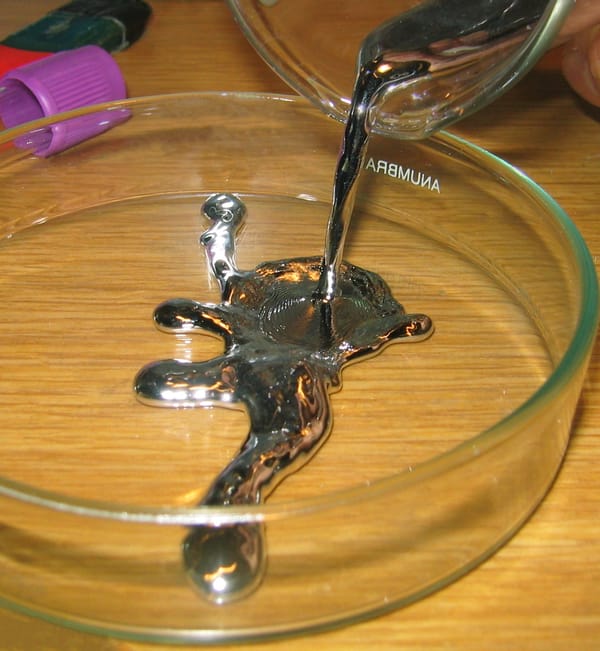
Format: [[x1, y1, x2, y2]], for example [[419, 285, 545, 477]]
[[0, 92, 596, 642], [227, 0, 573, 135]]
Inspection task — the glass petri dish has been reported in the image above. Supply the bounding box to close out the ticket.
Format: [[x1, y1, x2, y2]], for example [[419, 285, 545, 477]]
[[227, 0, 572, 136], [0, 92, 596, 643]]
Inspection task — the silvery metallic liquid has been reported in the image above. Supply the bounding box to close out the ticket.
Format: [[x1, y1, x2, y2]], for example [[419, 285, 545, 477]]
[[134, 0, 559, 603], [316, 58, 427, 301], [135, 191, 432, 603]]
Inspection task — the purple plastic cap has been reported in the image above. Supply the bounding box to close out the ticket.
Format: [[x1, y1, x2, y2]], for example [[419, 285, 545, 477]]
[[0, 45, 128, 156]]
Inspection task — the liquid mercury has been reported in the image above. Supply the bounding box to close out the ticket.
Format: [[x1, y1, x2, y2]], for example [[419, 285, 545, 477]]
[[134, 57, 434, 603]]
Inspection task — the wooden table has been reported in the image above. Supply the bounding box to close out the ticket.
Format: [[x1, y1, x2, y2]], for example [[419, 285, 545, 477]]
[[1, 2, 599, 649]]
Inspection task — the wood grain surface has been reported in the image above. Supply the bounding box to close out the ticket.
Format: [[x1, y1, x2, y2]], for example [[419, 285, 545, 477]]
[[0, 1, 599, 650]]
